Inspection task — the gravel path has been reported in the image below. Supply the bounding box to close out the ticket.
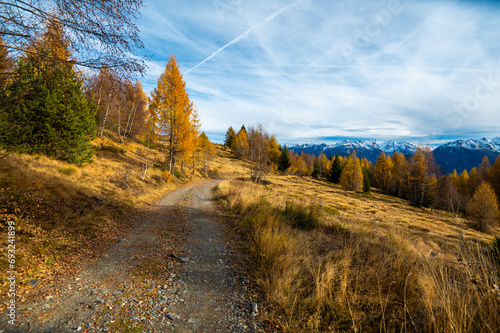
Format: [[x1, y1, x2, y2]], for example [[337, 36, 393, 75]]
[[1, 180, 263, 332]]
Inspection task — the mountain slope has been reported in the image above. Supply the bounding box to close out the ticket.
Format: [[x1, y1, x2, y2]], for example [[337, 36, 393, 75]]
[[433, 138, 500, 173]]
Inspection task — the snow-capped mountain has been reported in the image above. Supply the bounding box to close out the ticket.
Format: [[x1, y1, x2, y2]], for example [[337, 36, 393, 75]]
[[288, 137, 500, 174], [433, 138, 500, 173], [289, 139, 418, 163]]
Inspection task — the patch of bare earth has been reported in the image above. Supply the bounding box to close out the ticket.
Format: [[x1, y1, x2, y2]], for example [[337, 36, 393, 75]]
[[1, 180, 263, 332]]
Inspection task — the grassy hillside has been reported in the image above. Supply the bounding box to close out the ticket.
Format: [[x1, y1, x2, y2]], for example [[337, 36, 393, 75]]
[[0, 135, 249, 297], [215, 176, 500, 332]]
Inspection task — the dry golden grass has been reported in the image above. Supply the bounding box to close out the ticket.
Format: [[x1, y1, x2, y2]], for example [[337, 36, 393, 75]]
[[268, 175, 497, 256], [208, 144, 253, 178], [215, 176, 500, 332]]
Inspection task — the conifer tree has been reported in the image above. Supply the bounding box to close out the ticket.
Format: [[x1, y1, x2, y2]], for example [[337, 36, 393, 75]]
[[390, 152, 408, 197], [224, 126, 236, 148], [278, 145, 291, 173], [327, 154, 342, 183], [488, 156, 500, 202], [0, 23, 96, 165], [374, 152, 392, 193], [268, 135, 281, 168], [407, 147, 436, 207], [231, 127, 249, 158], [149, 54, 196, 173], [478, 156, 491, 182], [466, 181, 500, 232], [319, 154, 329, 177], [248, 124, 270, 181], [312, 158, 320, 178], [468, 167, 480, 196], [340, 152, 363, 191], [363, 167, 371, 193], [197, 132, 215, 174]]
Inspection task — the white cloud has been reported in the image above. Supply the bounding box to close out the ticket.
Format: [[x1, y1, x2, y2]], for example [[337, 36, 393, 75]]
[[138, 0, 500, 143]]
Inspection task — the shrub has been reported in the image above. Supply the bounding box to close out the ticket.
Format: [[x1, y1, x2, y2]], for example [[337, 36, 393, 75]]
[[99, 144, 125, 154], [58, 166, 78, 176], [279, 201, 322, 231]]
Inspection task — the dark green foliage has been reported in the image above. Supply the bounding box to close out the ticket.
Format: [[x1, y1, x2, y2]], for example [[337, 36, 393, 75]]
[[0, 51, 96, 166], [312, 161, 320, 178], [363, 168, 371, 193], [224, 126, 236, 148], [279, 201, 321, 231], [327, 154, 342, 183], [153, 163, 167, 172], [278, 145, 291, 173]]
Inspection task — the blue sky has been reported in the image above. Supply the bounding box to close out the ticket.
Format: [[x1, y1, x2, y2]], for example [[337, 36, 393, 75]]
[[137, 0, 500, 145]]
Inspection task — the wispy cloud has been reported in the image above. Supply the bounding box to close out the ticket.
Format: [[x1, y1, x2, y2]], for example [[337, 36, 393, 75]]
[[138, 0, 500, 144]]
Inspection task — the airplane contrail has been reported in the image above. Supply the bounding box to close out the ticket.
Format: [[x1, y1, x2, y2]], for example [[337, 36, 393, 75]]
[[186, 1, 300, 74]]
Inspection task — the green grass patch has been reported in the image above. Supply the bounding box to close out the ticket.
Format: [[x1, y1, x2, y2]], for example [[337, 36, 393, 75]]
[[58, 166, 78, 175], [278, 201, 322, 231]]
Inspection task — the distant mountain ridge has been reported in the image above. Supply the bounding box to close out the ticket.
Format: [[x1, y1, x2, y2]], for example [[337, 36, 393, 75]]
[[288, 137, 500, 174]]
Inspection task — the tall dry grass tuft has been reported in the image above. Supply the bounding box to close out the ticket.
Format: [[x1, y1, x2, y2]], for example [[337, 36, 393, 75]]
[[419, 234, 500, 332], [216, 178, 500, 332]]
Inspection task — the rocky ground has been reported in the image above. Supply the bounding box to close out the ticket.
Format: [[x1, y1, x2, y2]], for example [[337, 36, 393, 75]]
[[1, 180, 264, 332]]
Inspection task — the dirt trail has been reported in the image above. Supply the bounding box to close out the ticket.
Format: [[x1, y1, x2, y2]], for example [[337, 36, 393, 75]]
[[2, 180, 262, 332]]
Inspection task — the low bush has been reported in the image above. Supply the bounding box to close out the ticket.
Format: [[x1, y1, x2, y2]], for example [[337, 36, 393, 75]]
[[99, 144, 125, 154], [58, 166, 78, 176]]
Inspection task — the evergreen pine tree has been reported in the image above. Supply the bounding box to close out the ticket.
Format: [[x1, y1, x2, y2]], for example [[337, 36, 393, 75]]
[[327, 154, 342, 183], [224, 126, 236, 148], [278, 145, 291, 173], [0, 46, 96, 165], [312, 159, 320, 178], [363, 168, 371, 193]]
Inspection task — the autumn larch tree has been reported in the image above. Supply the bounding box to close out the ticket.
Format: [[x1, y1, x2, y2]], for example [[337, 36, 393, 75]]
[[118, 80, 149, 143], [231, 126, 249, 159], [374, 151, 392, 193], [319, 153, 329, 177], [466, 181, 500, 232], [268, 135, 281, 169], [488, 156, 500, 203], [248, 124, 270, 182], [407, 146, 437, 207], [340, 151, 363, 191], [149, 54, 197, 173], [390, 152, 408, 197], [197, 132, 215, 174]]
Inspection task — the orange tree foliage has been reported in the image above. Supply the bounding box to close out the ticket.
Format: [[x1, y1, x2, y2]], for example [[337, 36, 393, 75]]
[[340, 151, 363, 191], [374, 151, 392, 193], [231, 127, 249, 159], [466, 181, 500, 232], [149, 54, 198, 173], [197, 132, 215, 174]]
